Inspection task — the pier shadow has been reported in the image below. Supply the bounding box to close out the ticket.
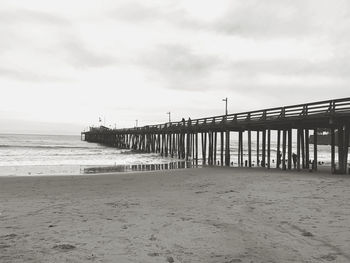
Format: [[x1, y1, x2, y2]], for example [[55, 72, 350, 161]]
[[82, 161, 201, 174]]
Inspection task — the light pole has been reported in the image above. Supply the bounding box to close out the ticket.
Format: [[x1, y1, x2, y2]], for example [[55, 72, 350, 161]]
[[135, 119, 138, 128], [166, 112, 171, 123], [222, 97, 228, 116]]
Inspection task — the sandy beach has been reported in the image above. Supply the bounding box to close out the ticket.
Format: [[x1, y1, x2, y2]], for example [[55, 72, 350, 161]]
[[0, 167, 349, 263]]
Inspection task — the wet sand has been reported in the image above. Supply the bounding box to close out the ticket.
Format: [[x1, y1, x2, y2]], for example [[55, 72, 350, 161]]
[[0, 167, 349, 262]]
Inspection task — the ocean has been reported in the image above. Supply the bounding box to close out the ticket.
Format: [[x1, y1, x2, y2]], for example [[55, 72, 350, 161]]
[[0, 133, 337, 176], [0, 134, 176, 176]]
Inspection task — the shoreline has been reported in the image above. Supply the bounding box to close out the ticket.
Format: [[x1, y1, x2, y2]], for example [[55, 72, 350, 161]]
[[1, 167, 350, 262], [0, 161, 336, 177]]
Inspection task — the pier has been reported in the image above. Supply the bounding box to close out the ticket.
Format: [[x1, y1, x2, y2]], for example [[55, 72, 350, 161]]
[[82, 98, 350, 174]]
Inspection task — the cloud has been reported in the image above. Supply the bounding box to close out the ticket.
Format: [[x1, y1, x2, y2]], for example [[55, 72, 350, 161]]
[[226, 58, 350, 79], [110, 2, 164, 22], [138, 44, 220, 90], [0, 67, 71, 83], [61, 39, 117, 69], [0, 8, 71, 26]]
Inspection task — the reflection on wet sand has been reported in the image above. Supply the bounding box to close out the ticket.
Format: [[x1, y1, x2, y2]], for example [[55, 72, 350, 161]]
[[83, 161, 200, 174]]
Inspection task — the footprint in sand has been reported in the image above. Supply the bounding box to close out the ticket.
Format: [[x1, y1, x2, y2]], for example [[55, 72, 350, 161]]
[[53, 244, 76, 251]]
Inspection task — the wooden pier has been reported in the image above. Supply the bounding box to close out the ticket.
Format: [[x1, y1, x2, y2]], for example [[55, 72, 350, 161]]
[[82, 98, 350, 174]]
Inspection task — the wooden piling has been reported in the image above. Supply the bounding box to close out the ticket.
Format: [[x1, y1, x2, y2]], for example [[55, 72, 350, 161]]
[[331, 127, 335, 173], [257, 131, 260, 166], [267, 129, 271, 169], [248, 130, 252, 167], [214, 132, 217, 164], [225, 131, 230, 166], [195, 133, 198, 164], [202, 133, 207, 165], [297, 128, 301, 171], [220, 132, 224, 166], [338, 126, 344, 172], [282, 130, 287, 170], [277, 130, 281, 168], [313, 128, 317, 171], [287, 128, 292, 170], [262, 130, 266, 167], [301, 129, 305, 169], [305, 129, 309, 169], [343, 125, 349, 174]]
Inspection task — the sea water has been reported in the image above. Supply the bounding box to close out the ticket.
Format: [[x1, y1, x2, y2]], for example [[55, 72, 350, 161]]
[[0, 134, 176, 176], [0, 132, 338, 176]]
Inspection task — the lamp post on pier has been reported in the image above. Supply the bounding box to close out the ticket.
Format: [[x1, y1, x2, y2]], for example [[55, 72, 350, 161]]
[[222, 97, 228, 116], [166, 112, 171, 123], [135, 119, 138, 128]]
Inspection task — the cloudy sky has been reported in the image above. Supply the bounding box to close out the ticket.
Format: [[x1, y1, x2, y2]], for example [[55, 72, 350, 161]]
[[1, 0, 349, 134]]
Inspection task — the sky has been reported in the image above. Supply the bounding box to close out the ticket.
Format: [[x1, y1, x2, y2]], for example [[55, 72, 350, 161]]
[[1, 0, 349, 135]]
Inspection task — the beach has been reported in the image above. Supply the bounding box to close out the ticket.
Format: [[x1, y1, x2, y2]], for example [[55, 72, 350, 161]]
[[1, 167, 350, 263]]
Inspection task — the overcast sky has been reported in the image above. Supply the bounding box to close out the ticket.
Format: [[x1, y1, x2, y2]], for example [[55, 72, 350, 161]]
[[1, 0, 349, 134]]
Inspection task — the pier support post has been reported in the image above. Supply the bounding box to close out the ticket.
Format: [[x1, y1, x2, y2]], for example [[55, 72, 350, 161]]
[[338, 126, 344, 172], [305, 129, 310, 169], [343, 125, 350, 174], [282, 129, 287, 170], [301, 129, 305, 169], [220, 132, 224, 166], [267, 129, 271, 169], [238, 131, 243, 166], [331, 127, 335, 173], [262, 130, 266, 167], [202, 133, 207, 165], [225, 130, 230, 166], [277, 130, 281, 168], [297, 128, 301, 171], [313, 129, 317, 171], [214, 132, 217, 165], [257, 131, 260, 166], [287, 128, 292, 170], [195, 133, 198, 164], [248, 130, 252, 167]]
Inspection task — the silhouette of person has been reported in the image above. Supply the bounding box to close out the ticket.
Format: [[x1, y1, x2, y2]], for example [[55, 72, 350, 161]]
[[292, 153, 298, 169], [277, 150, 282, 168]]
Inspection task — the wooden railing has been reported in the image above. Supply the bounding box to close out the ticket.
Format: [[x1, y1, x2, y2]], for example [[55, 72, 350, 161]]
[[89, 97, 350, 133]]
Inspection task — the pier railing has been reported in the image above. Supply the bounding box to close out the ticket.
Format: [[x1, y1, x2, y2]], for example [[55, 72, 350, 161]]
[[115, 97, 350, 132]]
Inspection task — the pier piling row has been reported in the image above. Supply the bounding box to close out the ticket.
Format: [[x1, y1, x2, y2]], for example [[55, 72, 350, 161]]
[[82, 98, 350, 174]]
